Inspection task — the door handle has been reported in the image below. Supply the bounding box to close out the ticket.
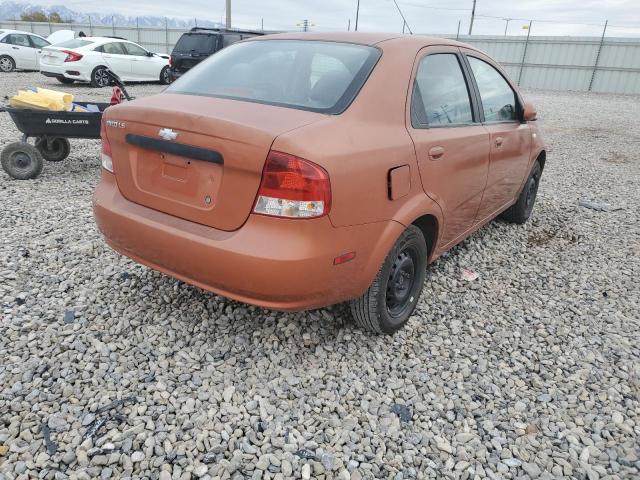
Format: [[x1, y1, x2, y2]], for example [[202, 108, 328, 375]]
[[495, 137, 504, 148], [12, 46, 19, 50], [428, 146, 445, 160]]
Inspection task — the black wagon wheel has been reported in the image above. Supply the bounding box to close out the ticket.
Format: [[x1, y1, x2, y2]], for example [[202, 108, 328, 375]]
[[91, 66, 111, 88], [1, 142, 44, 180], [37, 137, 71, 162]]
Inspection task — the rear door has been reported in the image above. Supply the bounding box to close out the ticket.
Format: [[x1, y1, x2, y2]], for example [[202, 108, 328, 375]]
[[3, 33, 37, 69], [463, 51, 531, 220], [406, 46, 490, 247], [28, 35, 49, 68], [100, 42, 133, 79]]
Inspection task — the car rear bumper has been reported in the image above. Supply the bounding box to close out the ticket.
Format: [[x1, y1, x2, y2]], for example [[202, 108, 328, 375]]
[[40, 64, 91, 82], [93, 171, 400, 311]]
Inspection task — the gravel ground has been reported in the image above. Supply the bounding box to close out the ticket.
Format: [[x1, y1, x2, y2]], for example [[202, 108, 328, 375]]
[[0, 71, 639, 480]]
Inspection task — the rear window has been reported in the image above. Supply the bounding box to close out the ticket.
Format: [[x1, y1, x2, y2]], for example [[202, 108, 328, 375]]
[[54, 39, 93, 49], [174, 33, 216, 53], [168, 40, 380, 114]]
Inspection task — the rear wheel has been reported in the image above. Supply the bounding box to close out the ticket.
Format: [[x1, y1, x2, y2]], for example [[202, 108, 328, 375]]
[[90, 66, 111, 88], [160, 66, 171, 84], [350, 225, 427, 334], [501, 161, 542, 224], [37, 137, 71, 162], [1, 142, 44, 180], [0, 55, 16, 72], [56, 77, 75, 85]]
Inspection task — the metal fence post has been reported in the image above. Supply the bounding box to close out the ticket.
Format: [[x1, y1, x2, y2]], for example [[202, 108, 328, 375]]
[[165, 18, 169, 54], [89, 16, 93, 36], [517, 20, 533, 86], [588, 20, 608, 92], [112, 16, 116, 36], [456, 20, 461, 40], [136, 17, 141, 44]]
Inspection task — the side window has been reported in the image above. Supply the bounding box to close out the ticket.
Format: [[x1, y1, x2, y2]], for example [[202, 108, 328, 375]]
[[222, 34, 242, 48], [29, 36, 49, 48], [123, 43, 147, 56], [411, 53, 474, 127], [468, 57, 517, 122], [102, 42, 125, 55], [8, 34, 31, 47]]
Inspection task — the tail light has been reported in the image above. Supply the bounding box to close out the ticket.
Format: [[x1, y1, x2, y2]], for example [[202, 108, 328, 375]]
[[62, 50, 83, 62], [253, 151, 331, 219], [169, 55, 174, 67], [100, 118, 113, 172]]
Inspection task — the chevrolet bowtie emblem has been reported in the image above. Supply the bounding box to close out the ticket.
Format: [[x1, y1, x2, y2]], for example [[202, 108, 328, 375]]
[[159, 128, 178, 141]]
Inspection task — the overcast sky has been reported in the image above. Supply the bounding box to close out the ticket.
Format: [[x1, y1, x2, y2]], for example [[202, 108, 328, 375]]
[[30, 0, 640, 36]]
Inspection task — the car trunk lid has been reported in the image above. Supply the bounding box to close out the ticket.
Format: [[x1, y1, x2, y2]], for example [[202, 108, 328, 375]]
[[40, 47, 69, 65], [105, 93, 324, 231]]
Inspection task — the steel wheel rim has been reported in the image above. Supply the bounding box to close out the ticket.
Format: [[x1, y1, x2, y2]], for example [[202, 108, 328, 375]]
[[95, 69, 109, 87], [163, 68, 169, 83], [525, 174, 539, 210], [386, 247, 418, 318], [0, 58, 12, 72], [9, 151, 33, 175]]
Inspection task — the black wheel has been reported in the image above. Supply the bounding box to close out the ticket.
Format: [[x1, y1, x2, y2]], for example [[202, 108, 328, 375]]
[[37, 137, 71, 162], [350, 225, 428, 334], [90, 66, 111, 88], [160, 66, 171, 85], [0, 55, 16, 73], [501, 161, 542, 224], [1, 142, 44, 180], [56, 77, 75, 85]]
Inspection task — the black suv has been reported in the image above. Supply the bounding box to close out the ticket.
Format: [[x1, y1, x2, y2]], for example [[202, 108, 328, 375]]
[[169, 28, 263, 81]]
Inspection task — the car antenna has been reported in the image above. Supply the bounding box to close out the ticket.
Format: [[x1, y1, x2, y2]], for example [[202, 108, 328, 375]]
[[392, 0, 413, 34]]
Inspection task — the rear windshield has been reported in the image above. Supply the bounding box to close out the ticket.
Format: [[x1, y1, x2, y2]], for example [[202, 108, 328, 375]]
[[167, 40, 381, 114], [174, 33, 216, 53], [54, 39, 93, 49]]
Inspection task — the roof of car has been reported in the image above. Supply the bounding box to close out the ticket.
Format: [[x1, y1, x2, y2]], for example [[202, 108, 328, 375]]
[[256, 31, 473, 49], [0, 29, 46, 38]]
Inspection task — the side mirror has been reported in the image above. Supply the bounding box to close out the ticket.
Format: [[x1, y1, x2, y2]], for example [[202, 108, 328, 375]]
[[146, 51, 154, 57], [523, 101, 537, 121]]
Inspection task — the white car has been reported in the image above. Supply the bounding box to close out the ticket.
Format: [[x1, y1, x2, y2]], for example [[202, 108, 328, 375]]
[[0, 29, 51, 72], [39, 37, 171, 87]]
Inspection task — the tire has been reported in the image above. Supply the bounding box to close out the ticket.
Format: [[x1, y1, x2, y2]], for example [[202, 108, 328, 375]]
[[350, 225, 428, 334], [1, 142, 44, 180], [160, 66, 171, 84], [90, 66, 111, 88], [501, 161, 542, 224], [0, 55, 16, 73], [56, 77, 75, 85], [37, 137, 71, 162]]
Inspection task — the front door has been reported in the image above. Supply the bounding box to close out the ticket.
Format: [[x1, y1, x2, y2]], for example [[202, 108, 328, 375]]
[[463, 52, 531, 220], [6, 33, 37, 69], [123, 42, 159, 81], [406, 47, 490, 247]]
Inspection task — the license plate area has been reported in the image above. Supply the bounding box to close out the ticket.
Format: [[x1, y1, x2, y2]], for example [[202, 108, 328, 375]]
[[131, 149, 222, 211]]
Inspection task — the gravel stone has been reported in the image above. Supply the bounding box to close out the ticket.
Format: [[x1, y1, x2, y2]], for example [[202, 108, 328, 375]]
[[0, 74, 638, 479]]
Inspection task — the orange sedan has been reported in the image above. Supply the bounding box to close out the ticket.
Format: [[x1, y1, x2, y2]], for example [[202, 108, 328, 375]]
[[93, 32, 545, 334]]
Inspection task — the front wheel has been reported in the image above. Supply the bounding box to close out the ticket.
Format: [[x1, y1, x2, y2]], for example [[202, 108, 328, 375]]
[[1, 142, 44, 180], [0, 55, 16, 72], [350, 225, 427, 334], [90, 66, 111, 88], [501, 161, 542, 224], [37, 137, 70, 162], [160, 66, 171, 85]]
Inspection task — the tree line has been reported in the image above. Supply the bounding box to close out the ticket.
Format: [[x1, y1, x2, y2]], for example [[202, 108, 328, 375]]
[[20, 11, 70, 23]]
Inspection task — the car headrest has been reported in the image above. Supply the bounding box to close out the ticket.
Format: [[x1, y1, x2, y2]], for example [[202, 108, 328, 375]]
[[309, 70, 353, 107]]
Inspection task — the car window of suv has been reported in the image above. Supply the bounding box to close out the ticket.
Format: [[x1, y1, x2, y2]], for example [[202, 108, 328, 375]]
[[102, 42, 126, 55], [468, 56, 517, 122], [222, 34, 242, 48], [411, 53, 474, 127], [6, 34, 31, 47], [174, 33, 216, 54], [123, 42, 148, 56], [29, 35, 49, 48]]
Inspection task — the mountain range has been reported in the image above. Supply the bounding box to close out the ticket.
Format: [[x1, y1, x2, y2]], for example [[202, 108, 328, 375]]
[[0, 1, 223, 28]]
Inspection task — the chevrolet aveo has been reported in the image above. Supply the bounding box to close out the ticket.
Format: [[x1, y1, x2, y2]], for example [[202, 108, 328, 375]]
[[93, 32, 545, 334]]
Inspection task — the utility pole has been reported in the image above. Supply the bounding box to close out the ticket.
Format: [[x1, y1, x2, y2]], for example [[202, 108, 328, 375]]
[[225, 0, 231, 29], [468, 0, 476, 35], [348, 19, 351, 31], [355, 0, 360, 31], [503, 18, 511, 36]]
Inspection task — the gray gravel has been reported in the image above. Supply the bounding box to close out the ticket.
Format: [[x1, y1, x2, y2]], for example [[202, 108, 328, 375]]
[[1, 72, 639, 479]]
